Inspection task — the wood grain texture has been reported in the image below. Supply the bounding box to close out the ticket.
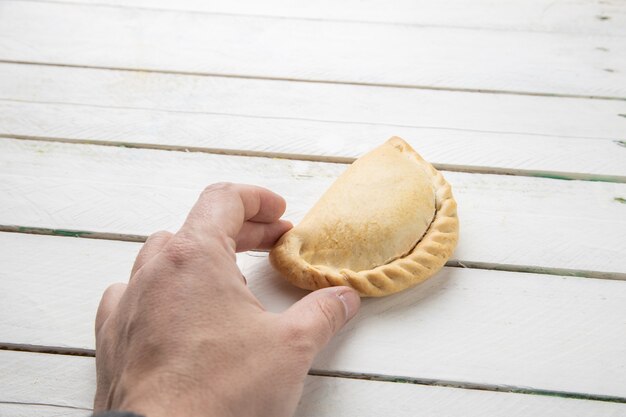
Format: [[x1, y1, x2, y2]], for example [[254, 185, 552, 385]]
[[1, 1, 624, 413], [0, 2, 624, 98], [0, 350, 94, 413], [2, 232, 626, 396], [2, 100, 626, 181], [3, 350, 626, 417], [2, 63, 624, 180], [1, 139, 625, 275], [3, 64, 624, 142], [33, 0, 626, 35]]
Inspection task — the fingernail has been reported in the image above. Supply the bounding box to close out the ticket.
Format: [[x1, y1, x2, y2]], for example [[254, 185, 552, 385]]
[[337, 288, 361, 322]]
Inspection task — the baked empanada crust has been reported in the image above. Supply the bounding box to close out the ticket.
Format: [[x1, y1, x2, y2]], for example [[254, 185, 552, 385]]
[[270, 137, 459, 297]]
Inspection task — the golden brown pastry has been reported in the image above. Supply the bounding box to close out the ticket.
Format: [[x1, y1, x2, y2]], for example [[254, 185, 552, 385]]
[[270, 137, 459, 297]]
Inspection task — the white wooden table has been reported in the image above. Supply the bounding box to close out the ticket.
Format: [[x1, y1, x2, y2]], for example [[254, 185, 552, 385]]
[[1, 0, 626, 415]]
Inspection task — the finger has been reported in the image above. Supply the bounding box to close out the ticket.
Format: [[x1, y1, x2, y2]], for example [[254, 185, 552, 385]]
[[236, 219, 292, 252], [182, 183, 287, 242], [247, 188, 287, 223], [282, 287, 360, 355], [95, 282, 127, 335], [131, 231, 173, 277]]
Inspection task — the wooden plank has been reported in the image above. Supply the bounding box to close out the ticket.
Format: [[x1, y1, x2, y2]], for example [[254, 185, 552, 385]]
[[0, 2, 624, 98], [2, 63, 624, 180], [2, 64, 623, 143], [0, 234, 139, 349], [0, 350, 95, 413], [2, 233, 626, 397], [2, 100, 626, 182], [2, 351, 625, 417], [34, 0, 626, 36], [1, 139, 625, 275]]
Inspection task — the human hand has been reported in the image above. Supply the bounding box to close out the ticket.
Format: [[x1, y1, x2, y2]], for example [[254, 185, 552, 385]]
[[93, 183, 361, 417]]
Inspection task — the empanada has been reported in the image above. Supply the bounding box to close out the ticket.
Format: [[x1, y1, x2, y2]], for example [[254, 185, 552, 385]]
[[270, 137, 458, 297]]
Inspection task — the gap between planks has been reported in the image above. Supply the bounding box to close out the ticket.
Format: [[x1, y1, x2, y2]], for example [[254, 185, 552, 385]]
[[2, 134, 625, 183], [2, 225, 624, 282], [0, 401, 91, 412], [1, 59, 624, 102], [1, 344, 624, 405], [308, 371, 626, 405]]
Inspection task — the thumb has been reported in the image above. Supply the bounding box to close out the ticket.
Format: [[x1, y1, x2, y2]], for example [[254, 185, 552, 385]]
[[283, 286, 361, 355]]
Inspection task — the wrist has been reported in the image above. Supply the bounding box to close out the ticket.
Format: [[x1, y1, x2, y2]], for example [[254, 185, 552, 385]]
[[113, 374, 228, 417]]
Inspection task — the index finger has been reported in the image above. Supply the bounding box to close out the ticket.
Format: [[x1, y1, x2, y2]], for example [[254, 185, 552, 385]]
[[182, 182, 287, 241]]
